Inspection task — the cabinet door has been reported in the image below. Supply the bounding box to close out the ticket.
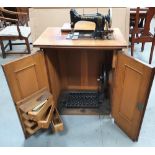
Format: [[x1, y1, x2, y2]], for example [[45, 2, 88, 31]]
[[2, 52, 49, 104], [112, 52, 155, 141]]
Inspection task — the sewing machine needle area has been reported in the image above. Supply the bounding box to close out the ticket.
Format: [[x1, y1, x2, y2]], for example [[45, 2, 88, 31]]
[[66, 31, 113, 40]]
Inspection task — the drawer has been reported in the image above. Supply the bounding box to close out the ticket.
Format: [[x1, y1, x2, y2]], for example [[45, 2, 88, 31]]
[[24, 120, 37, 128], [22, 113, 30, 120], [52, 108, 64, 132], [25, 124, 40, 135], [37, 105, 53, 129], [19, 88, 52, 112], [28, 96, 53, 121]]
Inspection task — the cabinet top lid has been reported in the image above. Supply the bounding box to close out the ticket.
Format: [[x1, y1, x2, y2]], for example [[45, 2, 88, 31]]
[[34, 23, 127, 49]]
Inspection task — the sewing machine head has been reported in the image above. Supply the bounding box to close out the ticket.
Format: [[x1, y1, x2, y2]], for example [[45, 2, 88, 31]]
[[69, 8, 113, 39]]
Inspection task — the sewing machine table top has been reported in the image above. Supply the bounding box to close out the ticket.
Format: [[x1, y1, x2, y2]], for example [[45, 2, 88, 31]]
[[34, 23, 127, 49]]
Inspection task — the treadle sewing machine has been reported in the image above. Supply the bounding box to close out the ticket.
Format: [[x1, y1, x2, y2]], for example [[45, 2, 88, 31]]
[[67, 8, 113, 39], [3, 8, 155, 142], [57, 9, 114, 115]]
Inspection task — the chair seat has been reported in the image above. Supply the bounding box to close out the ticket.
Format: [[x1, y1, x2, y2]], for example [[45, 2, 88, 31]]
[[0, 25, 31, 38]]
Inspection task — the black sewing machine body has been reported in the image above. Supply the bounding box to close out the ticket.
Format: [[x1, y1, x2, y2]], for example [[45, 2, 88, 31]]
[[70, 9, 113, 39]]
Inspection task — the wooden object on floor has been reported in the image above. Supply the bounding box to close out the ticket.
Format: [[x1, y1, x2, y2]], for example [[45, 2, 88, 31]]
[[130, 7, 155, 64], [0, 7, 31, 58], [2, 24, 155, 141]]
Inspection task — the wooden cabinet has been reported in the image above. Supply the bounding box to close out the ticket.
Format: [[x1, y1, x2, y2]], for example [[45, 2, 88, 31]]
[[2, 26, 155, 141]]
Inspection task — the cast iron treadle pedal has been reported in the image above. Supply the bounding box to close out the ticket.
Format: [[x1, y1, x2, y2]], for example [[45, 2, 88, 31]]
[[64, 91, 99, 108]]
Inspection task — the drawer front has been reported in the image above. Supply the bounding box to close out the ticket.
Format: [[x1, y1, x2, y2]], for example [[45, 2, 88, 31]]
[[25, 125, 40, 135], [28, 96, 53, 121], [53, 122, 64, 132], [52, 108, 64, 132], [24, 120, 37, 128], [37, 105, 54, 128]]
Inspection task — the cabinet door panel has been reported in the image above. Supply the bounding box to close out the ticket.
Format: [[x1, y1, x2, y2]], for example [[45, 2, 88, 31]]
[[112, 53, 155, 141], [2, 52, 49, 104]]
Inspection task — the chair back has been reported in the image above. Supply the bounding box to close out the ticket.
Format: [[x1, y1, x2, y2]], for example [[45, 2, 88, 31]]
[[0, 8, 23, 38], [143, 8, 155, 36], [133, 7, 155, 36]]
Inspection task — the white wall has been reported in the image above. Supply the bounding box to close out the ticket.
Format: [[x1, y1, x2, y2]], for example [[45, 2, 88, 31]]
[[29, 8, 129, 42]]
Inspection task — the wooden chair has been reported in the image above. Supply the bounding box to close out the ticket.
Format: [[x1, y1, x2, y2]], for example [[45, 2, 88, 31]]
[[130, 8, 148, 31], [0, 8, 31, 58], [3, 7, 29, 26], [130, 7, 155, 64]]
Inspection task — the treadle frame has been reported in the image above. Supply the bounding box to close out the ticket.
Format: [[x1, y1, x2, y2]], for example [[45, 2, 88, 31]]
[[58, 90, 111, 115]]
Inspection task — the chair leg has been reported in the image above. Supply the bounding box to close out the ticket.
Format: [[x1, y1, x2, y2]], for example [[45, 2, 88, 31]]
[[0, 41, 6, 58], [136, 34, 139, 44], [131, 43, 134, 56], [25, 38, 31, 54], [141, 42, 145, 52], [149, 42, 155, 64], [9, 40, 12, 50]]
